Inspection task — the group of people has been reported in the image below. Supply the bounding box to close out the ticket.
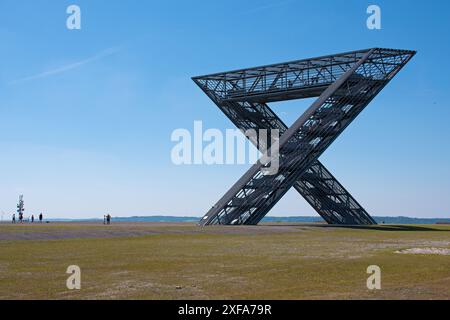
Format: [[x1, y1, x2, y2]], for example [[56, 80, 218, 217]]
[[11, 213, 111, 224], [103, 214, 112, 225], [12, 213, 43, 224]]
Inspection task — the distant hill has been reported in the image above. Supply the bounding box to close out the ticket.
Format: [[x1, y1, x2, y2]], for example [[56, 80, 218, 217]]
[[264, 216, 450, 224], [113, 216, 200, 223], [372, 216, 450, 225], [49, 215, 450, 225]]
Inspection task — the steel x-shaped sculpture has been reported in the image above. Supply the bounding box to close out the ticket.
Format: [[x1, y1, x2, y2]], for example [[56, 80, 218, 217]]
[[193, 48, 415, 226]]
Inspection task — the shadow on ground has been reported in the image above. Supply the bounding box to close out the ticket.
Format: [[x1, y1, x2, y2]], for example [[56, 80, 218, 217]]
[[263, 224, 449, 232]]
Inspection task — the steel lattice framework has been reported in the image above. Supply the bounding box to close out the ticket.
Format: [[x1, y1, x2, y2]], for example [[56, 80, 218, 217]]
[[193, 48, 416, 226]]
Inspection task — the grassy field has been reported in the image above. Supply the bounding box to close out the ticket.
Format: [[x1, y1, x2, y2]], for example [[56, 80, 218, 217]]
[[0, 222, 449, 300]]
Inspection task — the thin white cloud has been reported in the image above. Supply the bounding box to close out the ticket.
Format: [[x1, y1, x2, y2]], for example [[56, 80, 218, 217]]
[[8, 47, 120, 85]]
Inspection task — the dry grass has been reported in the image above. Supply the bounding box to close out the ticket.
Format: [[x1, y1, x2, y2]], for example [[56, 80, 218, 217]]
[[0, 222, 449, 300]]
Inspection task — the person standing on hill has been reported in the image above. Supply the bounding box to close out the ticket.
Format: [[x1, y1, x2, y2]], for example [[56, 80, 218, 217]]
[[39, 213, 43, 223], [106, 214, 111, 225], [12, 214, 16, 224], [31, 215, 34, 223]]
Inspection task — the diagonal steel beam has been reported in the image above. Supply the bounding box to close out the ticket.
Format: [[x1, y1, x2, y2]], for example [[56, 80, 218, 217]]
[[193, 51, 376, 225], [195, 97, 375, 225], [193, 48, 416, 226]]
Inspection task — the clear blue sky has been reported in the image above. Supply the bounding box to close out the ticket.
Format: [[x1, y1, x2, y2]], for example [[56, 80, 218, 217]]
[[0, 0, 449, 219]]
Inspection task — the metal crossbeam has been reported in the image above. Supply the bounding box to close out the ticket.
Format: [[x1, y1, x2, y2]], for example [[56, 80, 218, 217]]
[[193, 48, 415, 226], [192, 98, 375, 225]]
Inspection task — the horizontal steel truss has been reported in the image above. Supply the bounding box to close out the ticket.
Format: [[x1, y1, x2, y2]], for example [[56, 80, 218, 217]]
[[193, 48, 415, 226]]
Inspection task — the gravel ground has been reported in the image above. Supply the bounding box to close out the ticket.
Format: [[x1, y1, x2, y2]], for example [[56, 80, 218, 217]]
[[396, 247, 450, 255], [0, 222, 309, 241]]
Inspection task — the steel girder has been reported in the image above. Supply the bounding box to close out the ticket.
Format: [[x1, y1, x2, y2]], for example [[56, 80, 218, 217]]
[[193, 48, 416, 226]]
